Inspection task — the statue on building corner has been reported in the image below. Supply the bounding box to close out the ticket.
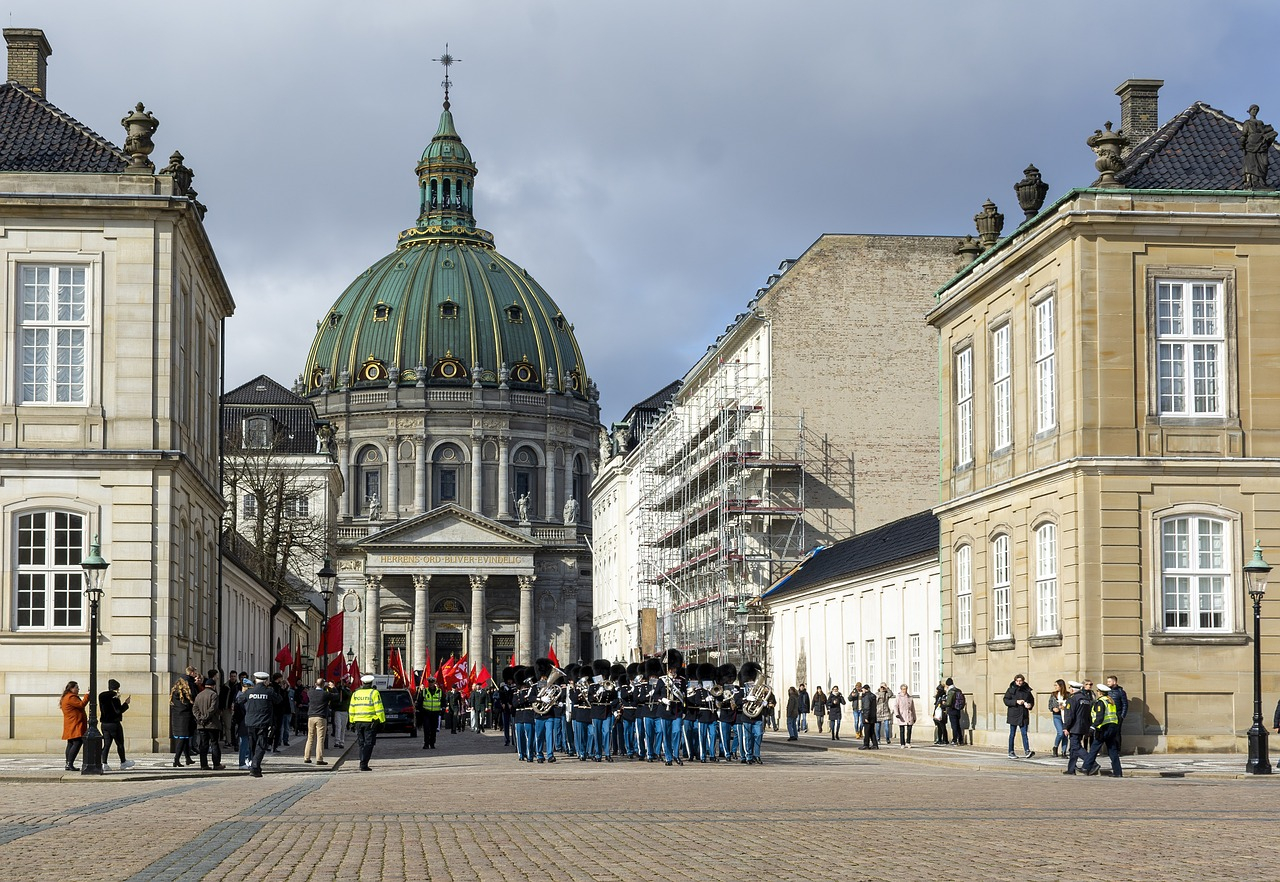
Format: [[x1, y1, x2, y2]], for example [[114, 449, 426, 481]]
[[1240, 104, 1277, 189], [563, 497, 578, 525], [598, 427, 611, 461], [366, 494, 382, 521]]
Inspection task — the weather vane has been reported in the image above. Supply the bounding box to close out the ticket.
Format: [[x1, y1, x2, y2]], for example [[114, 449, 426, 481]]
[[434, 44, 460, 109]]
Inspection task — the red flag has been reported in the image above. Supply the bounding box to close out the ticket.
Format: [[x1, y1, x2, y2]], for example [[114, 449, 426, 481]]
[[508, 653, 515, 668], [548, 642, 559, 667], [288, 640, 302, 688], [347, 656, 361, 687], [318, 612, 344, 658], [325, 654, 345, 681], [275, 642, 293, 668], [476, 665, 492, 687], [389, 647, 407, 688], [438, 654, 455, 686], [419, 653, 433, 690]]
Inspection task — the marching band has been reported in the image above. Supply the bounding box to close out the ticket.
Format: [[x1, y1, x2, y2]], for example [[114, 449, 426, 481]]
[[500, 649, 775, 766]]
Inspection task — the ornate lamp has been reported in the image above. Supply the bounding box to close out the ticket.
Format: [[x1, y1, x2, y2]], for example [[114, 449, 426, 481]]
[[79, 537, 110, 776], [1244, 541, 1272, 774]]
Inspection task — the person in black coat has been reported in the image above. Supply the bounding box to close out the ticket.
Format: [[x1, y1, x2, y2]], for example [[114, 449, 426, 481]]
[[858, 685, 878, 749], [1061, 680, 1094, 775], [98, 679, 133, 770], [1003, 674, 1036, 758], [825, 686, 846, 740]]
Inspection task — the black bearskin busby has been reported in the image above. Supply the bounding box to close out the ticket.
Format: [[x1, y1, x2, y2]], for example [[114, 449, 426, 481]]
[[592, 658, 610, 678], [739, 661, 762, 684], [534, 657, 553, 679], [643, 657, 663, 679]]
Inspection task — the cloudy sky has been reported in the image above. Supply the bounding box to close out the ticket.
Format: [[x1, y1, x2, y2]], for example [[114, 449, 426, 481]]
[[10, 1, 1279, 421]]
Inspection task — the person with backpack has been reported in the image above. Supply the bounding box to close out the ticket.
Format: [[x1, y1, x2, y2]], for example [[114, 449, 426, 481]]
[[1061, 679, 1094, 775], [1082, 683, 1123, 777], [944, 678, 966, 745]]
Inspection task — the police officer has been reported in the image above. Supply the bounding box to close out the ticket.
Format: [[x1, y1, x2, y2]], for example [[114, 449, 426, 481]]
[[348, 674, 386, 771], [420, 677, 443, 750], [235, 672, 281, 778]]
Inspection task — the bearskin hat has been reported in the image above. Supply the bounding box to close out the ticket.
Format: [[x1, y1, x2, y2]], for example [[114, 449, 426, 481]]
[[696, 663, 716, 683], [740, 661, 762, 683], [563, 663, 578, 680], [643, 657, 663, 679], [592, 658, 610, 677], [610, 663, 627, 682], [664, 648, 684, 670], [534, 657, 553, 679], [626, 662, 640, 680], [501, 666, 516, 684], [718, 663, 738, 685]]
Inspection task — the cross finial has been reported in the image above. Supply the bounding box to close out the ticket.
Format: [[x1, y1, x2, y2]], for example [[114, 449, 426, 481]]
[[434, 44, 460, 110]]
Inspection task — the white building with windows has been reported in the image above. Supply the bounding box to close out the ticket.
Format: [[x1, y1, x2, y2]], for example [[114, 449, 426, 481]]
[[0, 30, 234, 751]]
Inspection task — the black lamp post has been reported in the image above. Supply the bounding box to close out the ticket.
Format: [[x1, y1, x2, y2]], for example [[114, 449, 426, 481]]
[[1244, 540, 1272, 775], [79, 536, 109, 776], [317, 558, 337, 679]]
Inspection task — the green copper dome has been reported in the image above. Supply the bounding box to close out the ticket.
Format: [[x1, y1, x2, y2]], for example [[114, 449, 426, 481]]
[[303, 101, 588, 396]]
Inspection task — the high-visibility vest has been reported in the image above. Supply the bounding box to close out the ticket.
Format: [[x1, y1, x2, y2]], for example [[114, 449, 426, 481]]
[[1091, 695, 1118, 728], [348, 687, 386, 723], [421, 688, 443, 712]]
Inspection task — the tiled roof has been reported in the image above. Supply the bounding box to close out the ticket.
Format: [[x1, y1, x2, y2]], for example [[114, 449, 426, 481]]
[[1118, 102, 1280, 190], [222, 375, 324, 455], [0, 82, 128, 173], [223, 375, 310, 407], [763, 509, 938, 600], [622, 379, 682, 449]]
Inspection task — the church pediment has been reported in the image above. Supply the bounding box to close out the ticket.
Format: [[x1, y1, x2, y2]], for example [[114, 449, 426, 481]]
[[357, 503, 540, 552]]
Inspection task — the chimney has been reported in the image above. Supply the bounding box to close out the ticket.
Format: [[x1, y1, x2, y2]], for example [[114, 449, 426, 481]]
[[5, 28, 52, 97], [1115, 79, 1163, 155]]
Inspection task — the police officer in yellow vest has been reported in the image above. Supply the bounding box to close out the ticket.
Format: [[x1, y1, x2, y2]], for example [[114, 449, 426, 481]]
[[420, 677, 443, 750], [349, 674, 386, 771], [1082, 683, 1122, 778]]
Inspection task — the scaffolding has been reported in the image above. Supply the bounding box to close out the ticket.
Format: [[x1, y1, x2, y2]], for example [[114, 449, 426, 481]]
[[634, 358, 836, 670]]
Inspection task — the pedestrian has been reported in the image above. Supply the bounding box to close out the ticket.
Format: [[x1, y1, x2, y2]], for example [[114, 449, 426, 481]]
[[270, 673, 290, 751], [858, 684, 878, 749], [98, 678, 135, 771], [1082, 683, 1123, 777], [169, 677, 196, 767], [797, 683, 810, 732], [332, 679, 350, 747], [932, 683, 949, 744], [785, 686, 799, 740], [1003, 674, 1036, 758], [221, 671, 238, 747], [876, 683, 893, 745], [1061, 680, 1093, 775], [1105, 675, 1129, 752], [303, 676, 331, 766], [234, 680, 251, 769], [348, 673, 386, 771], [419, 677, 443, 749], [1048, 679, 1070, 758], [293, 680, 310, 736], [944, 678, 965, 745], [812, 686, 827, 734], [236, 671, 282, 778], [892, 683, 917, 748], [193, 675, 225, 770], [826, 686, 845, 740], [851, 681, 864, 738], [60, 681, 89, 771], [447, 687, 463, 734]]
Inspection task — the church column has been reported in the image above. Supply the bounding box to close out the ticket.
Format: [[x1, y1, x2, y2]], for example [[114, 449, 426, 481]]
[[412, 574, 431, 674], [543, 446, 556, 521], [470, 435, 483, 514], [364, 574, 382, 673], [518, 574, 536, 665], [414, 437, 427, 513], [337, 440, 351, 519], [387, 432, 400, 519], [469, 574, 488, 669], [497, 437, 510, 519]]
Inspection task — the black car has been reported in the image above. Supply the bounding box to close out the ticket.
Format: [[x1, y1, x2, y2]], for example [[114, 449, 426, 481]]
[[380, 689, 417, 737]]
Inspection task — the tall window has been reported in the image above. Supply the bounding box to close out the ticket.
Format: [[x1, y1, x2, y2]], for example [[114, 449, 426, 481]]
[[1157, 280, 1224, 416], [15, 511, 85, 629], [956, 544, 973, 643], [864, 640, 877, 687], [244, 417, 271, 449], [885, 636, 898, 688], [283, 495, 309, 518], [1035, 523, 1059, 634], [955, 347, 973, 466], [909, 634, 922, 695], [1034, 297, 1056, 431], [992, 534, 1011, 640], [19, 265, 88, 404], [1161, 515, 1230, 630], [991, 324, 1011, 452], [845, 641, 857, 689]]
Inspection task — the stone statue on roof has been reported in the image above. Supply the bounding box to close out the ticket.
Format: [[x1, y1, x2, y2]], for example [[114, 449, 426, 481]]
[[1240, 104, 1277, 189]]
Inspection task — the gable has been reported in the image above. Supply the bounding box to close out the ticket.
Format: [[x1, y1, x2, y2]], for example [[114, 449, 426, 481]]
[[358, 504, 540, 550]]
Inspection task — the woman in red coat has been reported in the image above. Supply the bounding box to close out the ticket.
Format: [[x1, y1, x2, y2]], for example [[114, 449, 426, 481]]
[[60, 681, 89, 771]]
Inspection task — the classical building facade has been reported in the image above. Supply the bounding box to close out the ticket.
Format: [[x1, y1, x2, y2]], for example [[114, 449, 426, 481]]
[[929, 80, 1280, 751], [301, 87, 599, 677], [0, 30, 234, 751], [593, 234, 956, 666]]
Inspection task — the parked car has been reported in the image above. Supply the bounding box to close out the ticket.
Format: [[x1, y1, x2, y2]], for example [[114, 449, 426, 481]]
[[379, 689, 417, 737]]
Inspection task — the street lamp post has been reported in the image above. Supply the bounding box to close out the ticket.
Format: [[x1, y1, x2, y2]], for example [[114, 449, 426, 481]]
[[79, 536, 110, 777], [316, 558, 337, 680], [1244, 540, 1272, 775]]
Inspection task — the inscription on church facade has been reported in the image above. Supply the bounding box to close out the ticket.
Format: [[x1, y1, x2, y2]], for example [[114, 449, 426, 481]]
[[378, 553, 527, 565]]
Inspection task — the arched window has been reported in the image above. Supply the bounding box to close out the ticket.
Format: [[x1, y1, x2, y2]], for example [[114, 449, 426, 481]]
[[991, 534, 1011, 640], [244, 416, 271, 449], [511, 445, 539, 517], [356, 446, 383, 517], [955, 544, 972, 644], [14, 510, 85, 630], [1035, 523, 1059, 635], [433, 443, 465, 507]]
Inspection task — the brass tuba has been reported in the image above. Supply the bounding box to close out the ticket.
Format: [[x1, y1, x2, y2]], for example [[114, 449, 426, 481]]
[[532, 667, 566, 714], [741, 680, 772, 719]]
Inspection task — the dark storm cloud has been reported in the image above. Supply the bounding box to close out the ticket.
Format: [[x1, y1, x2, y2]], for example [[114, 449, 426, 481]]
[[8, 0, 1277, 419]]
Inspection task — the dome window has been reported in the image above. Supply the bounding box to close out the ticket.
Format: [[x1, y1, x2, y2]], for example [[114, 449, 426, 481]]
[[373, 302, 392, 322], [553, 312, 568, 331], [310, 366, 326, 389], [431, 355, 468, 381], [505, 304, 524, 324], [327, 311, 342, 329], [442, 258, 455, 269], [360, 355, 389, 383], [510, 361, 539, 386], [488, 261, 501, 272], [439, 300, 460, 319]]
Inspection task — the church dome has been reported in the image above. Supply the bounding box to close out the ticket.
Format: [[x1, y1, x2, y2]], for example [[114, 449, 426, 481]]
[[303, 97, 588, 397]]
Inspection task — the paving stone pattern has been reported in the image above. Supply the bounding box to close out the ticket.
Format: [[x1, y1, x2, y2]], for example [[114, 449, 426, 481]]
[[0, 733, 1277, 881]]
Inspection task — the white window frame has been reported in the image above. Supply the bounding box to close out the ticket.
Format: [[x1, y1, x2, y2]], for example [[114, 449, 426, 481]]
[[243, 416, 272, 449], [992, 534, 1011, 640], [1160, 514, 1232, 631], [991, 323, 1011, 452], [1156, 279, 1224, 417], [283, 495, 309, 518], [955, 544, 973, 644], [845, 641, 857, 690], [885, 636, 898, 689], [243, 494, 258, 518], [864, 640, 877, 687], [955, 346, 973, 466], [1034, 295, 1056, 432], [1035, 523, 1059, 635], [909, 634, 921, 696], [17, 265, 89, 405], [14, 510, 86, 630]]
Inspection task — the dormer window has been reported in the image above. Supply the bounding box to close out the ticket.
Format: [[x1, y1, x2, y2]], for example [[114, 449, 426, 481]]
[[440, 300, 459, 319], [373, 303, 392, 322], [510, 361, 539, 385], [360, 356, 389, 383], [553, 312, 568, 331], [244, 416, 271, 449], [505, 304, 524, 324], [327, 311, 342, 329]]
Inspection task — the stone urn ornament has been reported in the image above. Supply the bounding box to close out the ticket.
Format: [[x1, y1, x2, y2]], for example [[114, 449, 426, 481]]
[[1014, 164, 1049, 218], [121, 102, 159, 172], [974, 200, 1004, 249], [1087, 121, 1129, 188]]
